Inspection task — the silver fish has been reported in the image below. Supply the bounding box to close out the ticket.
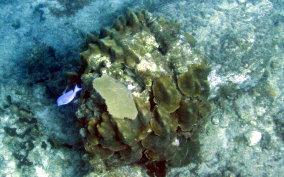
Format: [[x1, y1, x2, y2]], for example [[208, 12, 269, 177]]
[[57, 85, 82, 106]]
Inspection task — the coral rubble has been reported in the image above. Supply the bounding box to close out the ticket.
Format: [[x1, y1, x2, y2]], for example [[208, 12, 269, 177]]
[[76, 9, 211, 175]]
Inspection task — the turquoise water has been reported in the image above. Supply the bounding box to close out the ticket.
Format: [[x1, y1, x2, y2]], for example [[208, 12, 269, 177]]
[[0, 0, 283, 176]]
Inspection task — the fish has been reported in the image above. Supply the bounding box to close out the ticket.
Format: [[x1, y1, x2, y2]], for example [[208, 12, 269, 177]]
[[57, 84, 82, 106]]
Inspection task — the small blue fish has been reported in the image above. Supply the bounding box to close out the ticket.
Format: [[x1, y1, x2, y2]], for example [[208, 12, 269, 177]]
[[57, 85, 82, 106]]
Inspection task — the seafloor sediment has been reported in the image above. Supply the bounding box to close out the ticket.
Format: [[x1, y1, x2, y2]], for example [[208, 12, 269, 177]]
[[0, 0, 283, 177]]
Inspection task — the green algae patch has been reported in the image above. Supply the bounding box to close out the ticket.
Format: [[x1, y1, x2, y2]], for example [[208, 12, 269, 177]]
[[76, 9, 212, 176], [93, 74, 138, 120]]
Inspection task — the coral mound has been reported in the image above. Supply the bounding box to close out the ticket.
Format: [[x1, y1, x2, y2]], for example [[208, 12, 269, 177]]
[[76, 9, 211, 175]]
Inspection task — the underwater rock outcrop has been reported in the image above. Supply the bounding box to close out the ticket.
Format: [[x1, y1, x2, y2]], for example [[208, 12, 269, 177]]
[[76, 9, 211, 176]]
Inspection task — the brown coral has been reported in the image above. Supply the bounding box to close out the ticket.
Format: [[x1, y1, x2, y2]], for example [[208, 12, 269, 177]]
[[76, 9, 211, 176]]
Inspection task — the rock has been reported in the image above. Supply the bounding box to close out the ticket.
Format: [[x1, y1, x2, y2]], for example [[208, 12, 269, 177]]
[[245, 130, 262, 146]]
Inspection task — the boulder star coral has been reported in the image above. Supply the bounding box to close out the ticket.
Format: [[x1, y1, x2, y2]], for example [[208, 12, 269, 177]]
[[76, 9, 211, 176]]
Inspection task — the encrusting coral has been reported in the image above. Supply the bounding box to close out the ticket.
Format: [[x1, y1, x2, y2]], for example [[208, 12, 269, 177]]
[[76, 9, 211, 176]]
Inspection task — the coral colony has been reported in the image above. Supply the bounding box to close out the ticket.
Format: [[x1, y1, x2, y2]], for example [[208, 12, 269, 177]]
[[75, 9, 211, 176]]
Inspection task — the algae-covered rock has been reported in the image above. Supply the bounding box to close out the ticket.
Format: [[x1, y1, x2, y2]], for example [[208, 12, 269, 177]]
[[76, 9, 211, 176]]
